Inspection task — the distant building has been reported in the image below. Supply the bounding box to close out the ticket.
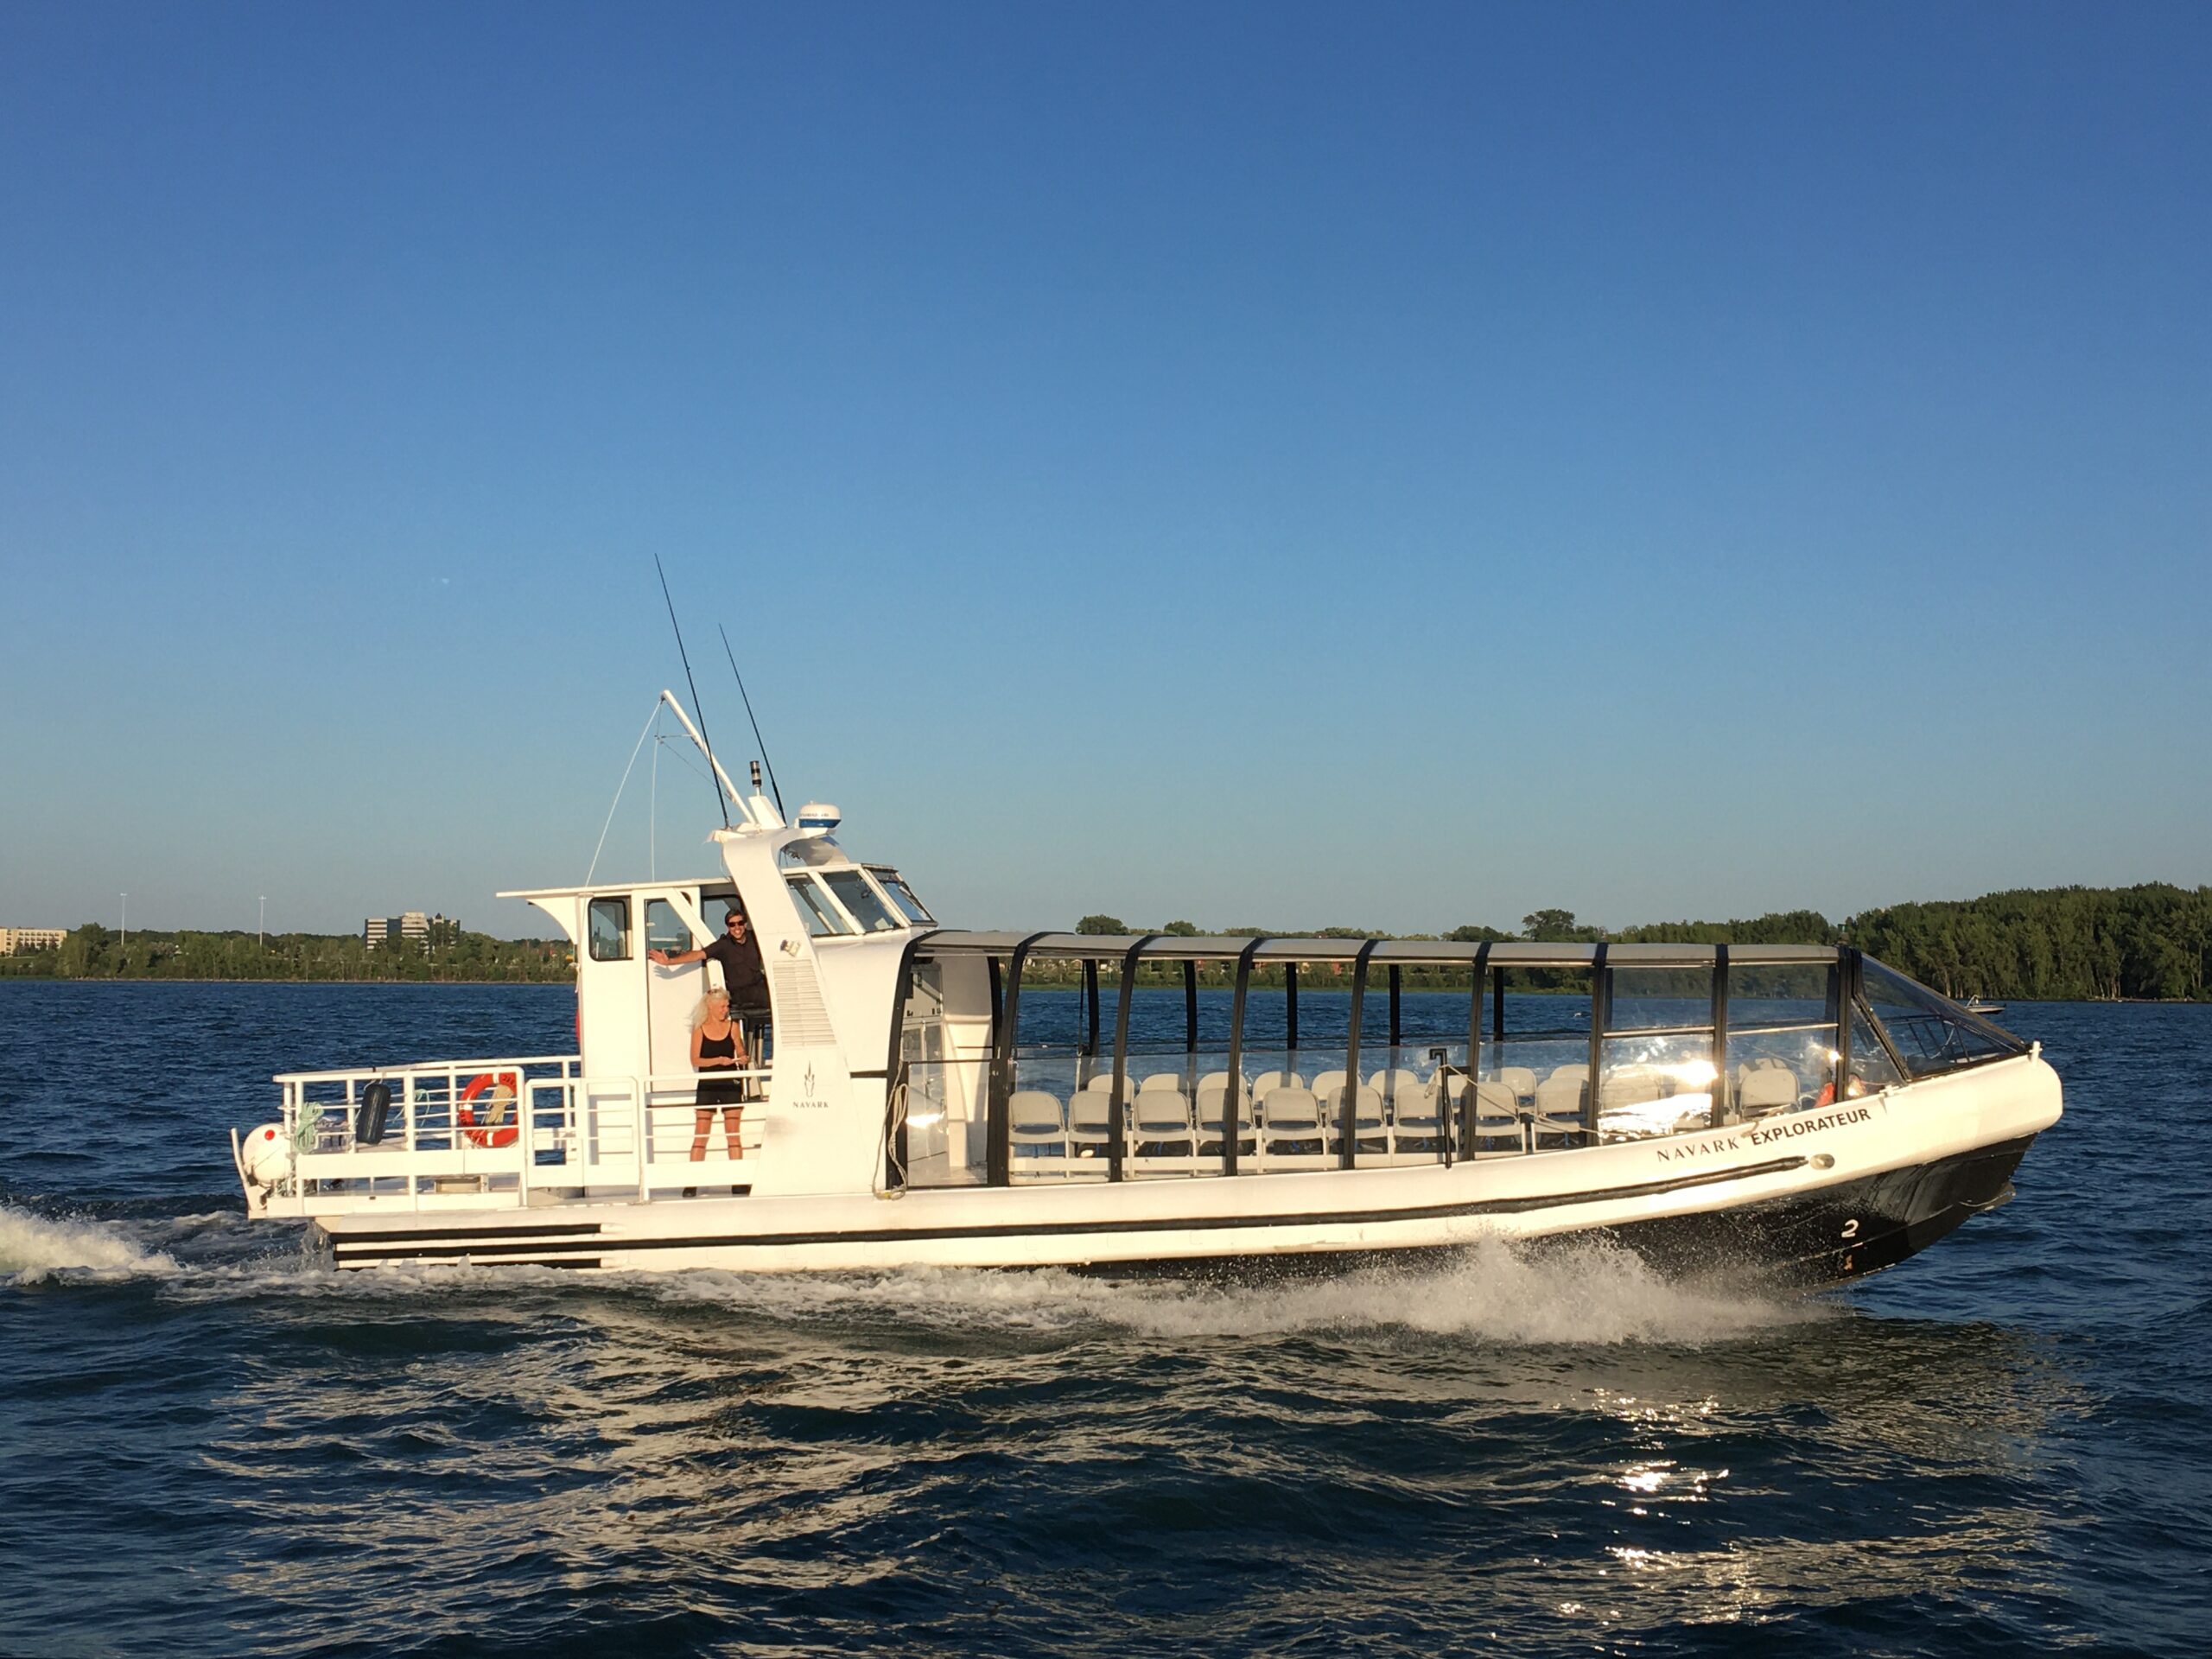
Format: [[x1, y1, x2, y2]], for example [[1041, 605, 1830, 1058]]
[[364, 912, 455, 950], [0, 927, 65, 955]]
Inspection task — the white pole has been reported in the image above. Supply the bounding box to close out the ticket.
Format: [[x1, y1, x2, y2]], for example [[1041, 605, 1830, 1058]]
[[259, 895, 266, 947], [120, 893, 127, 945], [658, 690, 754, 826]]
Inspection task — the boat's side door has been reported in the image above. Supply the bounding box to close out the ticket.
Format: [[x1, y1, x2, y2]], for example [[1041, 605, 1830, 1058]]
[[575, 893, 650, 1188], [644, 889, 712, 1090]]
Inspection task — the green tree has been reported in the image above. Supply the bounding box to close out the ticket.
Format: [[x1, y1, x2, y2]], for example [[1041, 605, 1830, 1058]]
[[1522, 909, 1601, 943]]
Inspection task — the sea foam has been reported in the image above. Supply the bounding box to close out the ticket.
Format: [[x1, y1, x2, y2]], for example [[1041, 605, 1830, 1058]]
[[644, 1234, 1822, 1347], [0, 1204, 180, 1282]]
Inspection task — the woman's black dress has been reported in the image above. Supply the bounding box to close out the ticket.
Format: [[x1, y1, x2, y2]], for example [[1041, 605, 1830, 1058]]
[[696, 1027, 745, 1107]]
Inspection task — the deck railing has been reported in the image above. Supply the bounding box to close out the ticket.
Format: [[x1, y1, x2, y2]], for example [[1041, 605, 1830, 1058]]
[[267, 1056, 772, 1210]]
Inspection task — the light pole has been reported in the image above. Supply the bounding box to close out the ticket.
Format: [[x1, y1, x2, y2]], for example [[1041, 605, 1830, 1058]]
[[259, 895, 266, 948], [120, 893, 127, 946]]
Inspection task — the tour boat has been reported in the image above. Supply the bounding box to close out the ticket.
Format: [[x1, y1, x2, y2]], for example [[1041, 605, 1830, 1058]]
[[229, 694, 2062, 1281]]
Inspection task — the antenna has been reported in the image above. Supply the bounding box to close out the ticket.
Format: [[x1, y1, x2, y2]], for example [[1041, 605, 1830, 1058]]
[[652, 555, 729, 828], [719, 623, 785, 818]]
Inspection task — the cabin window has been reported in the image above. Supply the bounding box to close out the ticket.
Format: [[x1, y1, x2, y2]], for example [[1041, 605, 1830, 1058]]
[[1367, 962, 1470, 1107], [1598, 965, 1717, 1132], [895, 955, 995, 1189], [644, 899, 692, 955], [1724, 962, 1836, 1115], [588, 898, 631, 961], [1606, 965, 1713, 1033], [1848, 1006, 1904, 1092], [823, 870, 903, 933], [869, 868, 935, 925], [785, 875, 851, 938], [1484, 964, 1596, 1139], [1859, 959, 2022, 1078]]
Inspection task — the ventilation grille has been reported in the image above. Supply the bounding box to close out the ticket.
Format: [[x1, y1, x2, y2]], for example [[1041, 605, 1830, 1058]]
[[772, 962, 838, 1048]]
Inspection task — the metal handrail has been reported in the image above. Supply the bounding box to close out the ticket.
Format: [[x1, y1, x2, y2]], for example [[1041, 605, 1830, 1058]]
[[279, 1060, 776, 1210]]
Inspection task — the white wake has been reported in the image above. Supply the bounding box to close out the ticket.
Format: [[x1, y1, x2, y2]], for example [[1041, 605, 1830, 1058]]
[[0, 1204, 180, 1282], [0, 1204, 1824, 1346], [647, 1234, 1823, 1347]]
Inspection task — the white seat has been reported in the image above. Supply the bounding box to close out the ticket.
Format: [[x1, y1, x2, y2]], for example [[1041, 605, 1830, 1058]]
[[1008, 1090, 1068, 1167], [1132, 1079, 1194, 1148], [1495, 1065, 1538, 1101], [1530, 1071, 1587, 1148], [1380, 1070, 1442, 1158], [1371, 1071, 1424, 1123], [1470, 1079, 1525, 1156], [1250, 1071, 1303, 1100], [1735, 1065, 1798, 1117], [1312, 1071, 1385, 1154], [1069, 1088, 1115, 1157], [1258, 1084, 1325, 1164], [1194, 1073, 1255, 1157], [1599, 1068, 1666, 1111]]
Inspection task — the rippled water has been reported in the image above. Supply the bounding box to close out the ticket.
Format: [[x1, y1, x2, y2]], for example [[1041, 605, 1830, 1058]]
[[3, 984, 2206, 1657]]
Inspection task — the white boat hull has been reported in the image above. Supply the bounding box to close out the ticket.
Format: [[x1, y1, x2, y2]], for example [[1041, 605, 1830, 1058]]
[[315, 1053, 2060, 1285]]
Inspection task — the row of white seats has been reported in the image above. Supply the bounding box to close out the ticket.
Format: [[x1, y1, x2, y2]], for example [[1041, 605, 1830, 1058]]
[[1498, 1060, 1805, 1122], [1008, 1058, 1808, 1174], [1007, 1069, 1540, 1166]]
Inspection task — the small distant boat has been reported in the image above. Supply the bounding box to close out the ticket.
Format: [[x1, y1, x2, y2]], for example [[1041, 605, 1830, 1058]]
[[1963, 997, 2007, 1017]]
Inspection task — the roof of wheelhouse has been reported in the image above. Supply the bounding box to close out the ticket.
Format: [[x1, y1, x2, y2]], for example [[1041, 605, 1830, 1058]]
[[498, 874, 732, 901]]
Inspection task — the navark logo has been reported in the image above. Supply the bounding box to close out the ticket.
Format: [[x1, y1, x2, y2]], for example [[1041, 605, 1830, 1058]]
[[790, 1064, 831, 1110]]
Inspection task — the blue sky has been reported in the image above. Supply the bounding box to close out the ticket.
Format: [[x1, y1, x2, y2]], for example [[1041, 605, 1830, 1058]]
[[3, 2, 2208, 938]]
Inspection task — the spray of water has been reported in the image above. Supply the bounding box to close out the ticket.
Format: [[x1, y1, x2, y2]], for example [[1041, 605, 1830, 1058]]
[[645, 1234, 1825, 1347], [0, 1204, 180, 1282], [2, 1201, 1823, 1347]]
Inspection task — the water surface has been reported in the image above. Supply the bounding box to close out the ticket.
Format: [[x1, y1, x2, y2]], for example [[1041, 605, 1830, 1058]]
[[2, 985, 2203, 1656]]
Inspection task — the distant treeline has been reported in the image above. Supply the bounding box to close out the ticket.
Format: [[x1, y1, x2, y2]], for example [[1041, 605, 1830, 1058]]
[[8, 885, 2208, 1000], [1063, 885, 2212, 1002], [0, 925, 574, 984], [1844, 886, 2209, 1002]]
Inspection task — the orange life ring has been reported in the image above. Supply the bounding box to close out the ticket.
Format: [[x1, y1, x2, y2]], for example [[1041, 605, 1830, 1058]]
[[459, 1071, 520, 1147], [1815, 1081, 1836, 1108]]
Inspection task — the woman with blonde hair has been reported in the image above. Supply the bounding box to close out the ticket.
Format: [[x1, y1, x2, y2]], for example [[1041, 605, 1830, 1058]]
[[685, 986, 748, 1196]]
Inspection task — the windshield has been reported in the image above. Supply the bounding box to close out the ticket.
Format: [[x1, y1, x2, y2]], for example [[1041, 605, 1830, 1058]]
[[868, 868, 935, 925], [823, 869, 905, 933], [785, 875, 852, 938], [1859, 958, 2023, 1078]]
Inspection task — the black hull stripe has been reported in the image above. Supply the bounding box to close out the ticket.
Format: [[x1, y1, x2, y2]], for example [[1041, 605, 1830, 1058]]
[[335, 1219, 604, 1243], [330, 1155, 1808, 1263]]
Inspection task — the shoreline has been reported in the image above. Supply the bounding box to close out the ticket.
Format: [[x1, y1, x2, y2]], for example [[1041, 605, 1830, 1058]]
[[0, 978, 2203, 1006], [0, 976, 574, 988]]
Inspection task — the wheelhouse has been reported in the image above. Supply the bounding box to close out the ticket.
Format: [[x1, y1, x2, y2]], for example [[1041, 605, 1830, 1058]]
[[886, 936, 2026, 1189]]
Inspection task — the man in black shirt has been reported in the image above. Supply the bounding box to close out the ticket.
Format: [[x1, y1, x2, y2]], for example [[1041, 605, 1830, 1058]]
[[650, 905, 772, 1076]]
